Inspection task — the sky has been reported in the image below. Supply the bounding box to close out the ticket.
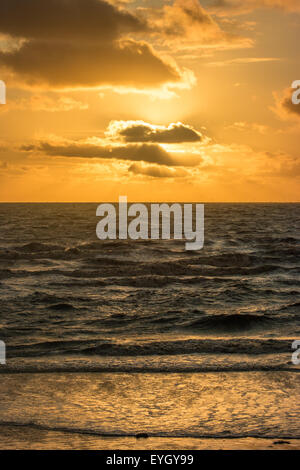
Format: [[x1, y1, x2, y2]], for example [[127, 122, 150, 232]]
[[0, 0, 299, 202]]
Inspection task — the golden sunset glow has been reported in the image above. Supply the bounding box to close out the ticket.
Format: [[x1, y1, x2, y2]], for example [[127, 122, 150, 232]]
[[0, 0, 299, 202]]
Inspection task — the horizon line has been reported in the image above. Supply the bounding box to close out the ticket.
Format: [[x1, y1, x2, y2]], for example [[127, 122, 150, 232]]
[[0, 201, 299, 204]]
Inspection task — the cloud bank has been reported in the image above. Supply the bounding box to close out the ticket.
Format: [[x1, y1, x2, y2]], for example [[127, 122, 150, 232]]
[[107, 121, 203, 143], [21, 140, 175, 166]]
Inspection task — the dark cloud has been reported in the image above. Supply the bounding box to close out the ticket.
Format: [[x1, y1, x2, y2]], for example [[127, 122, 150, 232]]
[[21, 141, 175, 165], [0, 0, 145, 41], [273, 87, 300, 121], [110, 121, 202, 143], [0, 0, 182, 89]]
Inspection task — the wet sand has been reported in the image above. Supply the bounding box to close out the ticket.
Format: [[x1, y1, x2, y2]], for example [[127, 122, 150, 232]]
[[0, 424, 299, 450], [0, 371, 299, 450]]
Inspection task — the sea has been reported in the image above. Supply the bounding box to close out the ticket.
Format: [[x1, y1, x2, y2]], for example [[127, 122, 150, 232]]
[[0, 203, 299, 448]]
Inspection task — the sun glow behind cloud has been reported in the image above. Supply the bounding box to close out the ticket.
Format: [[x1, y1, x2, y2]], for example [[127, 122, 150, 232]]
[[0, 0, 299, 201]]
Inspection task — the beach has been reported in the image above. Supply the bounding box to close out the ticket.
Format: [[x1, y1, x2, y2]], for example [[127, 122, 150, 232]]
[[0, 371, 299, 449]]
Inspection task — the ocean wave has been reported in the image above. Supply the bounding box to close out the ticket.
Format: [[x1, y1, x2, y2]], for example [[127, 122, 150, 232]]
[[48, 303, 77, 311], [0, 249, 20, 260], [0, 269, 14, 279], [0, 263, 282, 281], [7, 337, 295, 358], [279, 301, 300, 311], [1, 239, 296, 277], [17, 242, 62, 252], [177, 313, 282, 331], [191, 253, 258, 267], [0, 354, 298, 374]]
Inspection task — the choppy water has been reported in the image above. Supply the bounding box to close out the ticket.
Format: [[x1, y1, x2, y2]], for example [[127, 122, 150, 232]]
[[1, 372, 299, 442], [0, 203, 299, 373]]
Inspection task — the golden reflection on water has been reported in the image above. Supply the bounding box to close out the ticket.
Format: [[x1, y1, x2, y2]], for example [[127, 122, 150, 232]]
[[0, 372, 299, 440]]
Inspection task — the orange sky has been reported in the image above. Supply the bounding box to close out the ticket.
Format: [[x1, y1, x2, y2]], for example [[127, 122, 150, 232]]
[[0, 0, 299, 202]]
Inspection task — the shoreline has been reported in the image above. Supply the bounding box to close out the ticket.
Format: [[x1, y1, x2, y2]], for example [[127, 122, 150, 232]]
[[0, 425, 299, 450], [1, 367, 299, 374], [1, 371, 299, 450]]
